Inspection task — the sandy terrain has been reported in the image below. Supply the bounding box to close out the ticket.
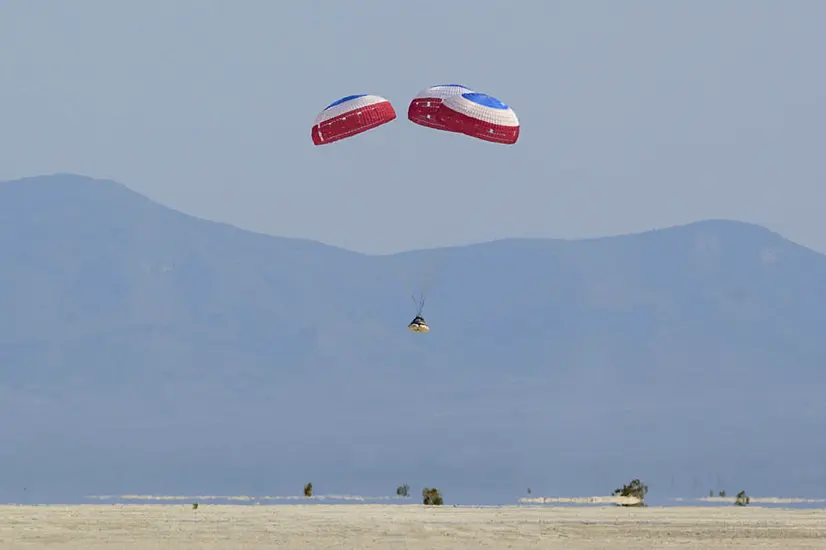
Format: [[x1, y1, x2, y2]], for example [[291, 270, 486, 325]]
[[1, 504, 825, 549]]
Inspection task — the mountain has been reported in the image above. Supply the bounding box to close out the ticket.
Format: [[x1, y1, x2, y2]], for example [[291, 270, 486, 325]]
[[1, 173, 825, 503]]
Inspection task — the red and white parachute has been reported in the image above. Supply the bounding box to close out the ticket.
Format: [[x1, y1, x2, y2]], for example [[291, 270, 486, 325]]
[[407, 84, 473, 133], [407, 85, 519, 144], [438, 91, 519, 145], [311, 94, 396, 146]]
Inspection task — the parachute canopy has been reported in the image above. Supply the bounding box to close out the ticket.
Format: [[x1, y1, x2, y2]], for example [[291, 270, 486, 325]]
[[311, 94, 396, 146], [407, 84, 473, 132], [439, 92, 519, 145]]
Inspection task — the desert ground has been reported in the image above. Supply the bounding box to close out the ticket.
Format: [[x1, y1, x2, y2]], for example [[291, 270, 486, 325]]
[[2, 504, 825, 549]]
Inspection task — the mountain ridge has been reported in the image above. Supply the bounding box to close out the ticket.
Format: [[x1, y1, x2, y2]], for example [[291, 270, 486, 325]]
[[4, 172, 809, 257]]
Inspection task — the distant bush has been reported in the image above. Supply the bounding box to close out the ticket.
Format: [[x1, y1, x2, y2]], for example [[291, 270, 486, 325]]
[[719, 490, 726, 498], [304, 482, 313, 497], [709, 490, 714, 497], [613, 478, 648, 506], [735, 490, 750, 506], [396, 484, 410, 498], [422, 487, 443, 506], [192, 502, 198, 510]]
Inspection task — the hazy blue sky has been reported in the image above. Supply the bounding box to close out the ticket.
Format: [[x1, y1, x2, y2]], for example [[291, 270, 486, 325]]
[[1, 1, 824, 254]]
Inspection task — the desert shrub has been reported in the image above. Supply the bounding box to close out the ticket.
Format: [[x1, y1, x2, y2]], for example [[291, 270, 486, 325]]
[[735, 490, 750, 506], [304, 482, 313, 497], [719, 490, 726, 497], [613, 478, 648, 506], [422, 487, 443, 506], [192, 502, 199, 510], [396, 484, 410, 498]]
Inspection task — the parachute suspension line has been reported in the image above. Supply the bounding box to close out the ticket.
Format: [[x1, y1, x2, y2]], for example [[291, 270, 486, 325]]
[[411, 250, 441, 316], [412, 293, 426, 316]]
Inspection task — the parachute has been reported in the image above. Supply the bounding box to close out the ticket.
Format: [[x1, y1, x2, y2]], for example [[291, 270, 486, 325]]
[[438, 92, 520, 145], [311, 94, 396, 146], [407, 84, 473, 133]]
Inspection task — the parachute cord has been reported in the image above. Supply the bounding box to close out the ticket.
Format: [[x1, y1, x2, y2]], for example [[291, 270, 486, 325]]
[[412, 292, 425, 316]]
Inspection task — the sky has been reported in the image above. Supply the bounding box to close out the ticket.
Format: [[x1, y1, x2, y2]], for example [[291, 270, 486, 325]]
[[1, 0, 824, 254]]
